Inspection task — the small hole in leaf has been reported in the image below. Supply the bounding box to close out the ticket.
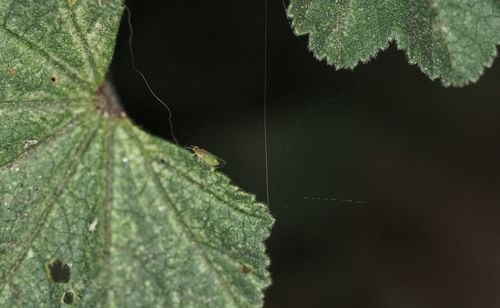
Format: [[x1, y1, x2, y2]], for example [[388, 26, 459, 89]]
[[61, 289, 76, 305], [51, 74, 57, 82], [45, 258, 71, 283]]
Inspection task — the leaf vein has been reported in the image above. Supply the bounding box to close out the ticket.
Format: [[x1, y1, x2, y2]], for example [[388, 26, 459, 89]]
[[65, 1, 99, 82], [0, 115, 84, 170], [158, 157, 267, 220], [1, 26, 93, 88], [0, 118, 101, 289]]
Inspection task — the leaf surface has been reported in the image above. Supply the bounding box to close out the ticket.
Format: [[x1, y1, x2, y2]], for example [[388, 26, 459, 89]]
[[288, 0, 500, 86], [0, 1, 273, 307]]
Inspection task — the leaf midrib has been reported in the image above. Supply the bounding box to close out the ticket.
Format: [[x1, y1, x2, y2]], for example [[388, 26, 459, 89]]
[[125, 124, 242, 307]]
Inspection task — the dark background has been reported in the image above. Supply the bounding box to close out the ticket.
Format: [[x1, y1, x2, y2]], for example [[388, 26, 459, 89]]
[[110, 1, 500, 307]]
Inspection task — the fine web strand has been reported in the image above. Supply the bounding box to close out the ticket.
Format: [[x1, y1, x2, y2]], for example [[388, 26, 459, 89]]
[[283, 74, 391, 158], [303, 196, 368, 206], [263, 0, 270, 206], [125, 6, 180, 145]]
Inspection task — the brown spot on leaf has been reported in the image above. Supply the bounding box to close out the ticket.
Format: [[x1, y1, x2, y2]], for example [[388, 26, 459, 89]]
[[6, 68, 14, 77], [240, 264, 252, 274], [50, 74, 57, 83]]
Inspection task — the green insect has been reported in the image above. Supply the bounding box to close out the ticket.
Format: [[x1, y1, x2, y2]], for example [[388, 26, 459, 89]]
[[189, 146, 226, 169]]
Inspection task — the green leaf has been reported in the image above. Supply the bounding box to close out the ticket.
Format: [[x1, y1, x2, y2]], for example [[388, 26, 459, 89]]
[[288, 0, 500, 86], [0, 1, 273, 307]]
